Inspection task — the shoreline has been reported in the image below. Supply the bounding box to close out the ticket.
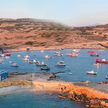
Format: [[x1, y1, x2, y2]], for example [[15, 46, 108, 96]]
[[0, 72, 108, 107], [4, 41, 107, 53]]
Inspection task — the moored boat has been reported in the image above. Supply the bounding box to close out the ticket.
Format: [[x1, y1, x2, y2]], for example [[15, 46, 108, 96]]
[[41, 66, 50, 70], [71, 53, 78, 57], [45, 55, 51, 59], [90, 53, 99, 57], [88, 51, 94, 53], [106, 75, 108, 79], [87, 70, 97, 75], [56, 61, 66, 66], [73, 49, 79, 53], [11, 63, 19, 67], [96, 59, 108, 64], [36, 61, 47, 66]]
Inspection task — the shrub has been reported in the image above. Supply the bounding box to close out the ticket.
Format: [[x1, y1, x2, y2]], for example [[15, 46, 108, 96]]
[[25, 41, 34, 45]]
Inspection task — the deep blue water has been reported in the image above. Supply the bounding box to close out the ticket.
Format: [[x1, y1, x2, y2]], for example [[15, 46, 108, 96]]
[[0, 49, 108, 108], [0, 49, 108, 82]]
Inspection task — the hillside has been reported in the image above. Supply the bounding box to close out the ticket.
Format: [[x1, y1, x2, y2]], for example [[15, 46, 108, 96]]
[[0, 18, 108, 51]]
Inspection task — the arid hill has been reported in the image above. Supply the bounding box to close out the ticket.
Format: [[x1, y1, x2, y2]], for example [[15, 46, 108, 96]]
[[0, 18, 108, 51]]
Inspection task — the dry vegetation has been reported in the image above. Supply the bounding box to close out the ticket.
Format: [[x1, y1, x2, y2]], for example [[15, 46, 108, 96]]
[[0, 18, 108, 50]]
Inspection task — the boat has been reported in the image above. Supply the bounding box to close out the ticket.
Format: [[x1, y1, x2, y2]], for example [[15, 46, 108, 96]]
[[94, 63, 101, 66], [73, 49, 79, 53], [54, 52, 63, 56], [5, 54, 11, 56], [71, 53, 78, 57], [106, 75, 108, 79], [96, 59, 108, 64], [17, 54, 21, 57], [90, 53, 99, 57], [41, 66, 50, 70], [67, 52, 72, 56], [36, 61, 47, 66], [56, 61, 66, 66], [87, 70, 97, 75], [33, 59, 37, 63], [88, 51, 94, 53], [11, 63, 19, 67], [0, 54, 5, 57], [45, 55, 51, 59]]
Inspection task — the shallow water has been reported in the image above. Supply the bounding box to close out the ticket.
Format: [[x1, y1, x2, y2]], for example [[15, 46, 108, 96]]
[[0, 92, 86, 108]]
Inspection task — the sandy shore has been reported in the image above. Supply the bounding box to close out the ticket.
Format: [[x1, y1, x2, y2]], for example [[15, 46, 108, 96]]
[[5, 41, 107, 53]]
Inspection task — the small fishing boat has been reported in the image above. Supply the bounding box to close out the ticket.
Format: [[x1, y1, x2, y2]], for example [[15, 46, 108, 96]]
[[5, 54, 11, 56], [11, 63, 19, 67], [36, 61, 47, 66], [90, 53, 99, 57], [94, 63, 101, 66], [56, 61, 66, 66], [96, 59, 108, 64], [67, 52, 72, 56], [45, 55, 51, 59], [17, 54, 21, 57], [87, 70, 97, 75], [54, 52, 63, 56], [71, 53, 78, 57], [106, 75, 108, 79], [88, 51, 94, 53], [33, 59, 37, 63], [73, 49, 79, 53], [41, 66, 50, 70], [0, 54, 5, 57]]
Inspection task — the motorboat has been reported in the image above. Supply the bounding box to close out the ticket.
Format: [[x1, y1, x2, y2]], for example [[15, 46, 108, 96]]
[[90, 53, 99, 57], [17, 54, 21, 57], [54, 52, 63, 56], [33, 59, 37, 63], [41, 66, 50, 70], [94, 63, 101, 66], [73, 49, 79, 53], [11, 63, 19, 67], [71, 53, 78, 57], [87, 70, 97, 75], [36, 61, 47, 66], [67, 52, 72, 56], [56, 61, 66, 66], [45, 55, 51, 59], [106, 75, 108, 79], [5, 54, 11, 56], [96, 59, 108, 64], [88, 51, 94, 53]]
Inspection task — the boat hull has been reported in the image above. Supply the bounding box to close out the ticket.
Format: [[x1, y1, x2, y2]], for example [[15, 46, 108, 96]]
[[96, 59, 108, 64]]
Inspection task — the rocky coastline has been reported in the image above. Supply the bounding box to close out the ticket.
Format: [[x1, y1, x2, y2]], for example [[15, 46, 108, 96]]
[[0, 72, 108, 108]]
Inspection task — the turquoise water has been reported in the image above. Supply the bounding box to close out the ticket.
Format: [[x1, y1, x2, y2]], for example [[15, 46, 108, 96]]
[[0, 92, 86, 108], [0, 49, 108, 108]]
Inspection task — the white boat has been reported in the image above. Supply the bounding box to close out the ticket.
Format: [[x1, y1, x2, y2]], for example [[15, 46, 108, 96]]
[[17, 54, 21, 57], [45, 55, 51, 59], [87, 70, 97, 75], [11, 63, 19, 67], [106, 75, 108, 79], [33, 59, 37, 63], [36, 61, 47, 66], [56, 61, 66, 66]]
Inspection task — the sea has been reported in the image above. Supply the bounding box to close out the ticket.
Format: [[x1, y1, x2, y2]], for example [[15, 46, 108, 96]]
[[0, 49, 108, 108]]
